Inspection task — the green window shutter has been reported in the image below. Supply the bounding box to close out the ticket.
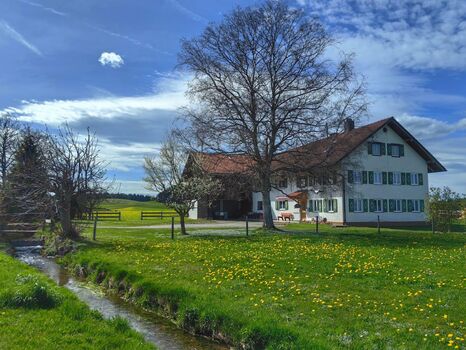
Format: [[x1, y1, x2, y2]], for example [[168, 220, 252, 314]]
[[400, 145, 405, 156], [333, 199, 338, 213], [387, 144, 392, 156], [401, 172, 406, 185], [363, 199, 368, 212], [308, 200, 313, 212], [407, 200, 413, 212], [382, 172, 387, 184], [388, 172, 393, 185], [318, 200, 323, 212], [323, 200, 328, 212], [369, 199, 375, 212], [406, 173, 412, 185], [362, 171, 368, 184], [349, 199, 354, 212], [275, 201, 279, 210], [367, 142, 372, 155], [381, 143, 386, 155], [383, 199, 388, 212], [368, 171, 374, 184], [285, 201, 289, 210], [348, 170, 354, 184], [418, 173, 423, 185], [420, 200, 425, 212], [402, 199, 407, 212]]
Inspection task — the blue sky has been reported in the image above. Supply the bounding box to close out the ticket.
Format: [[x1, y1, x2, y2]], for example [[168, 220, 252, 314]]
[[0, 0, 465, 194]]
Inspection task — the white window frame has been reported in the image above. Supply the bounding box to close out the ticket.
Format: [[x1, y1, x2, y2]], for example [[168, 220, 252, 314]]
[[354, 199, 363, 212], [327, 199, 336, 213], [393, 172, 401, 185], [374, 171, 383, 185], [375, 199, 383, 213], [411, 173, 419, 185], [372, 143, 381, 156], [413, 199, 420, 212], [278, 200, 287, 210], [354, 171, 362, 184], [394, 199, 402, 212], [391, 144, 400, 157]]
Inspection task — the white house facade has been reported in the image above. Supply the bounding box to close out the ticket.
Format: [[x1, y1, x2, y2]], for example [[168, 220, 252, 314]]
[[188, 117, 446, 225]]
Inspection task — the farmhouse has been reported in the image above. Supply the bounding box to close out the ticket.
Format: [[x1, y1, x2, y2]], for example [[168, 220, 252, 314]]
[[187, 117, 446, 225]]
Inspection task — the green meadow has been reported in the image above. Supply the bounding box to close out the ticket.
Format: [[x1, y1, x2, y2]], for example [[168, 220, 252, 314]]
[[62, 224, 466, 349], [0, 245, 154, 350]]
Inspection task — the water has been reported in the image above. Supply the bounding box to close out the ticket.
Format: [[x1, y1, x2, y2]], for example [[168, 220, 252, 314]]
[[14, 247, 228, 350]]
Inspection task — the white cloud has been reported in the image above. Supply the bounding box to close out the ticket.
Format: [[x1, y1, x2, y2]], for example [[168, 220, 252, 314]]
[[0, 20, 43, 56], [98, 52, 124, 68], [396, 114, 466, 140], [18, 0, 66, 16], [166, 0, 207, 23]]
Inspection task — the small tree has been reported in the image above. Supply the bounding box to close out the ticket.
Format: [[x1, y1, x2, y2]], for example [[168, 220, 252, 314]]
[[144, 135, 223, 235], [3, 129, 50, 223], [46, 126, 107, 238], [428, 186, 464, 233]]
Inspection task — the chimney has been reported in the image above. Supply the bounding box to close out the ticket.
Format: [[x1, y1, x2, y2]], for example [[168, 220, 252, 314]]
[[343, 118, 355, 132]]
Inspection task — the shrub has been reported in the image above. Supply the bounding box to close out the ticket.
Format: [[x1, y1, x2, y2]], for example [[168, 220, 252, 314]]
[[0, 274, 62, 309]]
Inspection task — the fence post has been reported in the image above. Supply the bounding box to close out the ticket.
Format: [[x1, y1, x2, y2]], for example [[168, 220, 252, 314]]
[[246, 215, 249, 237], [315, 215, 319, 233], [171, 216, 175, 240], [377, 215, 380, 234], [93, 216, 98, 241], [118, 211, 121, 221]]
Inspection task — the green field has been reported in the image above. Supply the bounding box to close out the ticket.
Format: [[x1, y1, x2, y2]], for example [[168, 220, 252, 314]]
[[0, 245, 154, 350], [62, 225, 466, 349]]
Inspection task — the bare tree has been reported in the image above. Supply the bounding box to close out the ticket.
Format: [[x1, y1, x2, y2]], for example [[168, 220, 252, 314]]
[[46, 126, 107, 238], [428, 186, 464, 233], [0, 113, 20, 189], [144, 134, 223, 235], [179, 1, 366, 228]]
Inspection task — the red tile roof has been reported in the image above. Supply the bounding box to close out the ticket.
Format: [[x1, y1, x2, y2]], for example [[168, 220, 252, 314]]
[[192, 117, 446, 174]]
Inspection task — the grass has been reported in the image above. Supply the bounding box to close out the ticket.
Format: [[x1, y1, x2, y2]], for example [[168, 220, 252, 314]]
[[78, 198, 207, 226], [0, 244, 154, 350], [62, 225, 466, 349]]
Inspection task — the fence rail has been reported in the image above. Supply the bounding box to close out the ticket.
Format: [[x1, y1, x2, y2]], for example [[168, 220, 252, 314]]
[[140, 211, 178, 220], [91, 211, 121, 221]]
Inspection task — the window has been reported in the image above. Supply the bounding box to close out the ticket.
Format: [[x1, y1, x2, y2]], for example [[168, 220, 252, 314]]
[[354, 199, 363, 212], [326, 199, 338, 213], [391, 144, 400, 157], [411, 173, 419, 185], [354, 171, 362, 184], [297, 176, 307, 188], [374, 171, 383, 185], [257, 201, 263, 211], [393, 172, 401, 185], [395, 199, 402, 212], [278, 178, 287, 188], [309, 199, 322, 212], [375, 199, 383, 212], [278, 200, 288, 210], [413, 200, 420, 212], [372, 143, 381, 156]]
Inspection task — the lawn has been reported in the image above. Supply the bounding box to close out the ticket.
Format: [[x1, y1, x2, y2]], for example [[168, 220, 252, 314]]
[[0, 244, 154, 350], [62, 225, 466, 349]]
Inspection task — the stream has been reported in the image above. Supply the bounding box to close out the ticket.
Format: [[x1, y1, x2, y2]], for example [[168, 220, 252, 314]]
[[13, 246, 228, 350]]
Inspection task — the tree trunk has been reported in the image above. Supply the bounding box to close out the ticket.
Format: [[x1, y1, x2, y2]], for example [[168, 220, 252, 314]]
[[180, 214, 188, 235], [59, 195, 73, 238], [261, 190, 275, 229]]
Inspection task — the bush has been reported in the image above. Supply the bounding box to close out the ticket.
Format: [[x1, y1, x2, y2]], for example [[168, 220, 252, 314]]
[[0, 274, 62, 309], [43, 231, 74, 256]]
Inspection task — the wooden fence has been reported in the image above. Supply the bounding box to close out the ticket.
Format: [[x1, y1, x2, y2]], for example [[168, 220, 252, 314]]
[[140, 211, 178, 220], [91, 211, 121, 221]]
